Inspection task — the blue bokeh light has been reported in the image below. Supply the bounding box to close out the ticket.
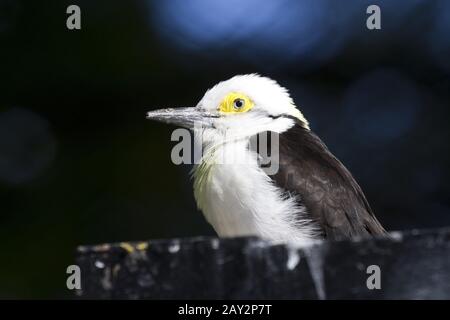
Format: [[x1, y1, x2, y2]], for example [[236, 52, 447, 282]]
[[342, 69, 422, 144], [149, 0, 354, 69], [428, 0, 450, 73]]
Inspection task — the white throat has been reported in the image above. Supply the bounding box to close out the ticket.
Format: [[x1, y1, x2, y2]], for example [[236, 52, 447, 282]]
[[192, 128, 319, 246]]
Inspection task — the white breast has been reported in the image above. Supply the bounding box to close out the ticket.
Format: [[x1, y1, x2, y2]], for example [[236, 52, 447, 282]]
[[192, 139, 318, 246]]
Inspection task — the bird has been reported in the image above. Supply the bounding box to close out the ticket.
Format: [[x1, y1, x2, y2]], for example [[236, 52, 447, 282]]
[[147, 74, 387, 245]]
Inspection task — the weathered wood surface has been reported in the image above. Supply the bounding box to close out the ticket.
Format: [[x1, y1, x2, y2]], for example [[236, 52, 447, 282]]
[[76, 227, 450, 299]]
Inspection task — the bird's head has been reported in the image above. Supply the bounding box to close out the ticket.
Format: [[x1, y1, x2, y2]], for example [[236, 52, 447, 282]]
[[147, 74, 309, 140]]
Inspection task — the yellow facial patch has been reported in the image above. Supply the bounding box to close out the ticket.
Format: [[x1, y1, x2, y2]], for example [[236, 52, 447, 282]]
[[219, 92, 254, 114]]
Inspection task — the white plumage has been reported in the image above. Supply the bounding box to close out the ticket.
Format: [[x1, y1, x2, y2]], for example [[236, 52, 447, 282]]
[[147, 74, 387, 242], [191, 75, 319, 245]]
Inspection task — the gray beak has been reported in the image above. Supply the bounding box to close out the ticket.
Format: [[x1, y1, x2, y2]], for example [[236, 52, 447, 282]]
[[146, 107, 218, 129]]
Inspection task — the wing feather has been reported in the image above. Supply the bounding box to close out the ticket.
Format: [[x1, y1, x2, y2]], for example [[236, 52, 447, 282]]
[[267, 122, 387, 240]]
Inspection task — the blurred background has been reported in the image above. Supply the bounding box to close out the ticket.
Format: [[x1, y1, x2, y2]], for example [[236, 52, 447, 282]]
[[0, 0, 449, 298]]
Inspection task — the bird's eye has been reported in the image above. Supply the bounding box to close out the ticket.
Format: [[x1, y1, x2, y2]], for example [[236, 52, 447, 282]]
[[233, 98, 245, 110], [219, 92, 253, 113]]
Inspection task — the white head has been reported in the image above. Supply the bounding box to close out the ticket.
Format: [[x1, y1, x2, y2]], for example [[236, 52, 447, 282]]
[[147, 74, 309, 140]]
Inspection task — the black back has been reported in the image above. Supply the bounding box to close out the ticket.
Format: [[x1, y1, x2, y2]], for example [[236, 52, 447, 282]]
[[266, 122, 387, 240]]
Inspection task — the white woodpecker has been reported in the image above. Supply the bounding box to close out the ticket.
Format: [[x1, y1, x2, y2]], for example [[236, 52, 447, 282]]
[[147, 74, 387, 246]]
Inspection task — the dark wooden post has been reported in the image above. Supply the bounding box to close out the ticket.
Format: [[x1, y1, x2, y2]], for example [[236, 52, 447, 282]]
[[76, 228, 450, 299]]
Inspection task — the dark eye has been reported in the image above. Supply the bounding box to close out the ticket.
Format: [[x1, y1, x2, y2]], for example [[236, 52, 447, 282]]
[[233, 98, 245, 110]]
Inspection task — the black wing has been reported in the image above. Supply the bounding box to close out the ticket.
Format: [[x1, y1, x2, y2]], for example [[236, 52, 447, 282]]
[[266, 122, 387, 240]]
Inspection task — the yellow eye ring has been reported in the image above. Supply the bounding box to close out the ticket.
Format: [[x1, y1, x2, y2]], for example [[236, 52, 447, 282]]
[[219, 92, 254, 114]]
